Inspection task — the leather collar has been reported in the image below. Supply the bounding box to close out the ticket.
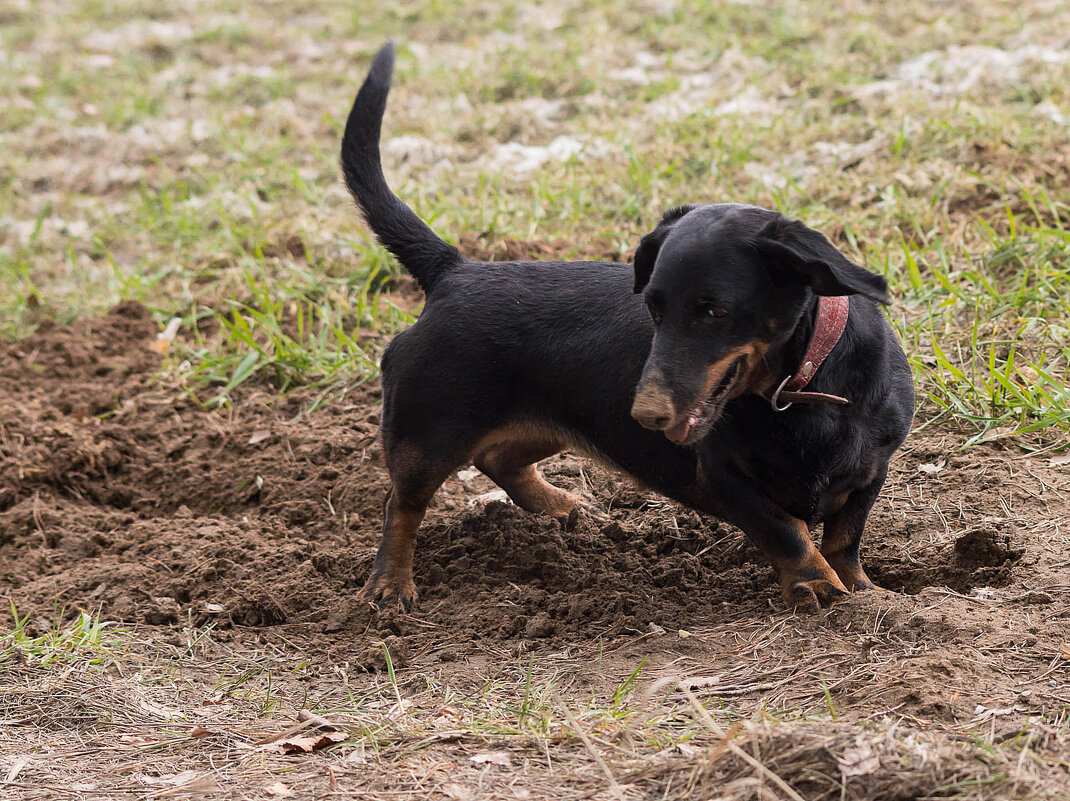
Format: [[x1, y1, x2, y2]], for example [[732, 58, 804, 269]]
[[767, 295, 850, 411]]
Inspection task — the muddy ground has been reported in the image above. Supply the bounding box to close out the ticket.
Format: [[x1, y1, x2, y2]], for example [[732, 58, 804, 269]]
[[2, 303, 1069, 797]]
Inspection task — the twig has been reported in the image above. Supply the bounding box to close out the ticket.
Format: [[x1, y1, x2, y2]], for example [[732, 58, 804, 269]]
[[679, 686, 807, 801], [558, 701, 625, 799]]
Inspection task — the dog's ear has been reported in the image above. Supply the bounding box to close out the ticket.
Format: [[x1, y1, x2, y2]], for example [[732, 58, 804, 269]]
[[633, 205, 697, 293], [632, 230, 663, 294], [756, 218, 891, 305]]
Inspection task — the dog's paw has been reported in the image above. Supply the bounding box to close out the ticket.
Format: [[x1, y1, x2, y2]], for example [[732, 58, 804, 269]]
[[823, 554, 878, 592], [782, 576, 849, 612], [564, 502, 611, 531], [358, 570, 418, 612]]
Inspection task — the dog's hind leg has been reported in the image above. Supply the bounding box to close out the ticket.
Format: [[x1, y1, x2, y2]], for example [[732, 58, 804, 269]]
[[359, 444, 460, 611], [473, 430, 604, 525], [820, 466, 887, 592]]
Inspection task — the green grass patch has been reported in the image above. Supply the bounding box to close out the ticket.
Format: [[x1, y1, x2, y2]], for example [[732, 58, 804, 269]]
[[1, 604, 125, 669], [1, 0, 1068, 446]]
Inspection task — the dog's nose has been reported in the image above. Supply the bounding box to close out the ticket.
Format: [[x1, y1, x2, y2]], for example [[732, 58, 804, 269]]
[[631, 380, 675, 431], [638, 412, 671, 429]]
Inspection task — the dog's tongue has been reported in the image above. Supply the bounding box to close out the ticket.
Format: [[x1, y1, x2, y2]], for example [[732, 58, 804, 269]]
[[665, 418, 691, 444]]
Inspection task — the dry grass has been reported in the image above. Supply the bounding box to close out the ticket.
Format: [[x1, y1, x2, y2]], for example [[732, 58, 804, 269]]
[[4, 569, 1070, 799]]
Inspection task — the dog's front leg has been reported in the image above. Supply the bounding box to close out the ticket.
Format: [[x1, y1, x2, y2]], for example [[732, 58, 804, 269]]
[[758, 514, 850, 612], [703, 481, 848, 611], [819, 465, 887, 591]]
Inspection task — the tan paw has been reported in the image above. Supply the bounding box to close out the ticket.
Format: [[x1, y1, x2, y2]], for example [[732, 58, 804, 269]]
[[823, 554, 879, 592], [783, 577, 850, 612], [358, 569, 418, 612]]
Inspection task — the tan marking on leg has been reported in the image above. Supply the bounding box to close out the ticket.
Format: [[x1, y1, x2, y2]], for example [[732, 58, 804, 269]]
[[773, 519, 850, 611], [821, 511, 875, 592], [471, 421, 600, 523], [359, 489, 426, 610]]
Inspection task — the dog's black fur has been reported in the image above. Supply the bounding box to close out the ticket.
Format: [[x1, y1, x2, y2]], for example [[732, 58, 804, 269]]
[[341, 42, 914, 612]]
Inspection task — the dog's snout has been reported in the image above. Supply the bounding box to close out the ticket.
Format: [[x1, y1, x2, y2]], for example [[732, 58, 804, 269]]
[[632, 378, 675, 431]]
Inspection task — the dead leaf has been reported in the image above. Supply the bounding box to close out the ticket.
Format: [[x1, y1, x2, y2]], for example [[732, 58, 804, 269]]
[[973, 704, 1014, 722], [247, 429, 271, 445], [917, 459, 946, 474], [1060, 644, 1070, 659], [188, 726, 214, 739], [266, 731, 349, 754], [265, 782, 293, 797], [146, 771, 217, 797], [120, 733, 161, 748], [838, 736, 879, 777], [470, 751, 512, 768], [1050, 453, 1070, 466], [296, 709, 340, 731], [977, 426, 1015, 443], [142, 771, 202, 787], [468, 489, 509, 506], [679, 677, 721, 690]]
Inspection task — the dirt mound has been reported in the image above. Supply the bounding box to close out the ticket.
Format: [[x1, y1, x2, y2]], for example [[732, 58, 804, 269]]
[[1, 304, 1067, 690]]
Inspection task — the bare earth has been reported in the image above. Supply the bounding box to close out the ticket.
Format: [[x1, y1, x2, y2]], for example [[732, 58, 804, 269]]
[[1, 302, 1068, 799]]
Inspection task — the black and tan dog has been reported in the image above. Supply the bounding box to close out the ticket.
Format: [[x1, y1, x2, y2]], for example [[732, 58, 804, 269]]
[[340, 43, 914, 613]]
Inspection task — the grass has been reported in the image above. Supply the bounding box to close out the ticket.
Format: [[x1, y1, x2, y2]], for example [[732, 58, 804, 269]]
[[3, 0, 1069, 445], [894, 206, 1070, 447], [0, 604, 124, 669], [179, 266, 411, 407], [1, 617, 1067, 799]]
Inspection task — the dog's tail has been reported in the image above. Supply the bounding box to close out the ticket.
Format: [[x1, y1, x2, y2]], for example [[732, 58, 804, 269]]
[[340, 41, 462, 293]]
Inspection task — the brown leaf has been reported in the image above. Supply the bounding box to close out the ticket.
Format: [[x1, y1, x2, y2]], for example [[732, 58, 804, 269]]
[[442, 783, 475, 801], [269, 731, 349, 754], [296, 709, 340, 731], [265, 782, 294, 797], [146, 771, 217, 797]]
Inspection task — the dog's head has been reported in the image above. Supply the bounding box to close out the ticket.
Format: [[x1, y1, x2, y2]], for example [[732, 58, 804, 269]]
[[630, 203, 890, 446]]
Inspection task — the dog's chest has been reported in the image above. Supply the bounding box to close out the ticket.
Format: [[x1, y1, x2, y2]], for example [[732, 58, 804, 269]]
[[715, 412, 875, 524]]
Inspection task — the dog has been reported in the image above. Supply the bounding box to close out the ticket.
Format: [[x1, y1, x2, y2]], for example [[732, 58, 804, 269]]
[[340, 42, 914, 613]]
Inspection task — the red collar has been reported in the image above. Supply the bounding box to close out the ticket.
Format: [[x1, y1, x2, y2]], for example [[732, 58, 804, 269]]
[[768, 295, 850, 410]]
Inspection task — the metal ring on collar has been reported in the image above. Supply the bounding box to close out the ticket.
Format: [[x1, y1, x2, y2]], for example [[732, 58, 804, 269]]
[[769, 375, 794, 412]]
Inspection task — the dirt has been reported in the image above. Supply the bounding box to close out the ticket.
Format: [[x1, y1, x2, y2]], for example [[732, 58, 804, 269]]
[[2, 303, 1069, 725]]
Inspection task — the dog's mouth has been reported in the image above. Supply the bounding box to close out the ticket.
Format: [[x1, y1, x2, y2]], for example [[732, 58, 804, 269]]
[[664, 356, 747, 446]]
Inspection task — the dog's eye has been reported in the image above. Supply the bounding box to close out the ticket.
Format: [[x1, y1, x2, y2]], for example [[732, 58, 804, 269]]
[[699, 303, 727, 321]]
